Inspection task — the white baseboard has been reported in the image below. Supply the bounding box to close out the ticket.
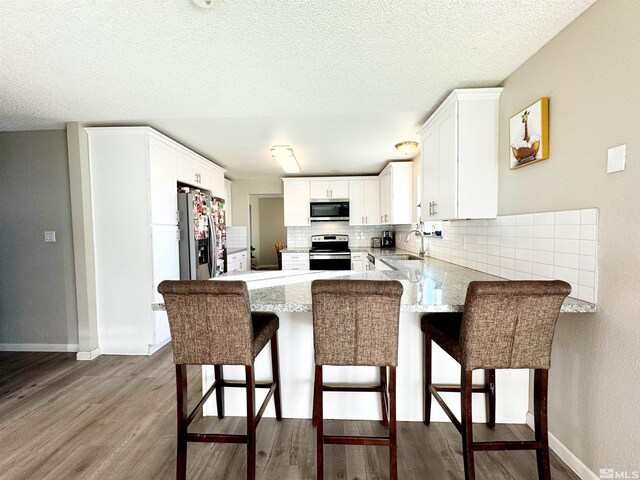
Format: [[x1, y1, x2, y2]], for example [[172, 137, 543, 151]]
[[526, 412, 599, 480], [76, 347, 101, 361], [0, 343, 79, 353], [148, 336, 171, 355]]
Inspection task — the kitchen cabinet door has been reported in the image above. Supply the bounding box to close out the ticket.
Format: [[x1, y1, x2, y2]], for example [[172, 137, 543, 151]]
[[348, 180, 365, 226], [283, 181, 311, 226], [329, 180, 349, 199], [422, 126, 439, 220], [206, 163, 226, 199], [176, 151, 204, 188], [281, 252, 310, 270], [310, 179, 348, 200], [150, 225, 180, 303], [310, 180, 330, 200], [351, 252, 365, 271], [435, 101, 457, 220], [148, 138, 178, 225], [363, 178, 380, 225], [379, 169, 391, 224]]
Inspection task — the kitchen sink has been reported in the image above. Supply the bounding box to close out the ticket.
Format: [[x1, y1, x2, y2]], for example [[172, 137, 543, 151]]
[[382, 254, 424, 261]]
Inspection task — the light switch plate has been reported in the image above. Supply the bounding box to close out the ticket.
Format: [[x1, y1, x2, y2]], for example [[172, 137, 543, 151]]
[[44, 231, 56, 242], [607, 144, 626, 173]]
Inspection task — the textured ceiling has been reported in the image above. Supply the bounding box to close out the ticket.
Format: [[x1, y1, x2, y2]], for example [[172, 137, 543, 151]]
[[1, 0, 596, 179]]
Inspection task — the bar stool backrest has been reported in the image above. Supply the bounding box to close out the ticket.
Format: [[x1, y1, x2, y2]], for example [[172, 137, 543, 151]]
[[311, 280, 404, 367], [460, 280, 571, 371], [158, 280, 254, 366]]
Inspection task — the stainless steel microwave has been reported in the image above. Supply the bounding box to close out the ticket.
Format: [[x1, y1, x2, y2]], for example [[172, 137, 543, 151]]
[[310, 201, 349, 221]]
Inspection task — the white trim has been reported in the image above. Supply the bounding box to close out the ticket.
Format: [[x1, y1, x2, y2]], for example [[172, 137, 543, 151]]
[[148, 336, 171, 355], [526, 412, 599, 480], [0, 343, 79, 353], [76, 348, 101, 361]]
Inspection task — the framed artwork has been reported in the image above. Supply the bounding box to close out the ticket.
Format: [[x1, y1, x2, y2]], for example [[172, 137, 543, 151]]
[[509, 97, 549, 169]]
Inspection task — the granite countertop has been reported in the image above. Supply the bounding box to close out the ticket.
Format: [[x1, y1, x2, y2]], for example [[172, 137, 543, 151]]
[[280, 248, 310, 253], [152, 249, 596, 314], [227, 247, 248, 255]]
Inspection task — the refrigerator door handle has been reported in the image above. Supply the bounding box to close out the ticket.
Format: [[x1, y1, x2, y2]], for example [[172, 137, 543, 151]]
[[208, 214, 216, 277]]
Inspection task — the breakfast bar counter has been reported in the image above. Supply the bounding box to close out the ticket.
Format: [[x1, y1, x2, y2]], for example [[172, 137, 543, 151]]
[[154, 254, 595, 424]]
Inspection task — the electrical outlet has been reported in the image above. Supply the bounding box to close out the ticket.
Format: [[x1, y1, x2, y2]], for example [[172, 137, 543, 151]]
[[44, 231, 56, 243]]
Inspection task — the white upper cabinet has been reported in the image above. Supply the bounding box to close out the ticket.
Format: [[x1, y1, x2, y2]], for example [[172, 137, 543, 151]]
[[349, 178, 380, 226], [283, 180, 311, 226], [379, 161, 413, 225], [176, 151, 203, 187], [176, 150, 225, 199], [419, 88, 502, 221], [309, 179, 349, 200]]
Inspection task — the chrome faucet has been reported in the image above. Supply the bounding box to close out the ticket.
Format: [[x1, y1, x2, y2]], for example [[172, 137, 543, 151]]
[[405, 229, 428, 257]]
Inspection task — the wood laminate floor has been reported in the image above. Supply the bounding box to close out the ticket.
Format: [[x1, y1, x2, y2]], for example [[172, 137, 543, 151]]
[[0, 347, 579, 480]]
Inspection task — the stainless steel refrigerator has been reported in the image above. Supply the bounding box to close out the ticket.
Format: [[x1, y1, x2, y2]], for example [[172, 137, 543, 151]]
[[177, 190, 227, 280]]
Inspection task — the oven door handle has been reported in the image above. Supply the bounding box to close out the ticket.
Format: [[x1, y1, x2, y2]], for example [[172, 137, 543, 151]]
[[309, 254, 352, 260]]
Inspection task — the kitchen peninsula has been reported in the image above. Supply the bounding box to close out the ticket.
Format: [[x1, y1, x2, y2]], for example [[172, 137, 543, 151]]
[[154, 252, 595, 425]]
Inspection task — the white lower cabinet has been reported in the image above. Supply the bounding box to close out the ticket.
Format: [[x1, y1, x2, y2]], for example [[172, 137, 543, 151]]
[[281, 252, 310, 270], [350, 252, 365, 271], [227, 251, 248, 272]]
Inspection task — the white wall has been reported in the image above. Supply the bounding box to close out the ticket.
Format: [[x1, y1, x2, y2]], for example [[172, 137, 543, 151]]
[[497, 0, 639, 471], [0, 130, 79, 350], [258, 197, 286, 267], [231, 178, 283, 227]]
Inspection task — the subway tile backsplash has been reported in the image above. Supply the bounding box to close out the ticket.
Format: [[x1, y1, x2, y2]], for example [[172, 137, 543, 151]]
[[423, 208, 599, 303], [286, 209, 599, 304], [287, 223, 387, 248]]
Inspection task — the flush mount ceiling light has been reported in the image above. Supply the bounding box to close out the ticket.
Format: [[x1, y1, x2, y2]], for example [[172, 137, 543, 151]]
[[271, 145, 301, 173], [191, 0, 215, 8], [395, 141, 419, 155]]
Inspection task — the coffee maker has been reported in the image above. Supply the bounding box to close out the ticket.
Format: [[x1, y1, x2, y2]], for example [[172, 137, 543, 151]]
[[382, 230, 395, 248]]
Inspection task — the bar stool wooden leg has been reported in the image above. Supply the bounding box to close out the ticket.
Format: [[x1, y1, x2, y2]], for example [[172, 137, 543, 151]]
[[461, 369, 475, 480], [380, 366, 389, 427], [423, 331, 432, 425], [534, 369, 551, 480], [270, 333, 283, 421], [485, 369, 496, 428], [312, 381, 318, 428], [389, 366, 398, 480], [176, 365, 188, 480], [246, 366, 256, 480], [214, 365, 225, 419], [314, 365, 324, 480]]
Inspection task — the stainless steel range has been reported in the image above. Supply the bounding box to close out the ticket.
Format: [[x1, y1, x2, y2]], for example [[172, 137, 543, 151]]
[[309, 234, 351, 270]]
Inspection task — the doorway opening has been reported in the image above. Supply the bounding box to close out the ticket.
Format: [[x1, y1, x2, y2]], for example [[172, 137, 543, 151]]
[[248, 194, 286, 270]]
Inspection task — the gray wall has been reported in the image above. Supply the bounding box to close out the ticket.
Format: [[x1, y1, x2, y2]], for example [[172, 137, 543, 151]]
[[498, 0, 638, 470], [0, 130, 78, 347], [258, 197, 286, 267]]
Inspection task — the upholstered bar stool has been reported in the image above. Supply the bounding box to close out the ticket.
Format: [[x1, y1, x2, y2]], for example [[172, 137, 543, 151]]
[[311, 279, 404, 480], [422, 280, 571, 480], [158, 280, 282, 480]]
